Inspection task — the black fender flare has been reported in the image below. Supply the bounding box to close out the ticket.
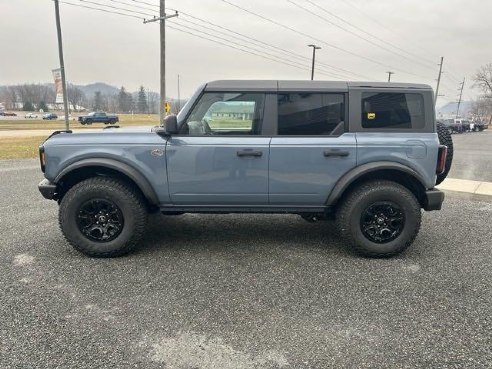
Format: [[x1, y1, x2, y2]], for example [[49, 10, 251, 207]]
[[326, 161, 427, 206], [54, 158, 159, 206]]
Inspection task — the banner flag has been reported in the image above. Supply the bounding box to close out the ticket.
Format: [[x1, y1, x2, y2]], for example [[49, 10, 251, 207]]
[[52, 68, 64, 104]]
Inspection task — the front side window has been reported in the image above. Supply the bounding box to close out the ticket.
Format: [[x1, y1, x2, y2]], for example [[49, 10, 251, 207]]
[[277, 93, 345, 135], [184, 92, 264, 135], [361, 92, 425, 129]]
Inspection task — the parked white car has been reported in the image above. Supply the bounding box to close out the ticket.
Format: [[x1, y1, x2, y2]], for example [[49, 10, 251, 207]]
[[24, 113, 38, 119], [57, 115, 76, 121]]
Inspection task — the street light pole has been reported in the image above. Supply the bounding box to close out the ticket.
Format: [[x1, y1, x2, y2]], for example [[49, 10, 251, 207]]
[[308, 44, 321, 80], [53, 0, 70, 130]]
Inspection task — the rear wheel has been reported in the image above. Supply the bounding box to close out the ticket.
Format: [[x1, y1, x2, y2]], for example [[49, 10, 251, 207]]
[[436, 122, 453, 185], [336, 180, 421, 258], [59, 177, 148, 257]]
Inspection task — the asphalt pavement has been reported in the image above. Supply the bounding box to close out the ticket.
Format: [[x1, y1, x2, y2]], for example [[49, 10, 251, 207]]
[[0, 156, 491, 369], [447, 130, 492, 182]]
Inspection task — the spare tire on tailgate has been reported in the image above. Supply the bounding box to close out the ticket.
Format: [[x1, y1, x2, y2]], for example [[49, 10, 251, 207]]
[[436, 122, 453, 185]]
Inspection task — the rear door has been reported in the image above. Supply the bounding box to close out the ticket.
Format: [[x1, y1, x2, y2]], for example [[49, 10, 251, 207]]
[[269, 89, 357, 205], [166, 91, 272, 205]]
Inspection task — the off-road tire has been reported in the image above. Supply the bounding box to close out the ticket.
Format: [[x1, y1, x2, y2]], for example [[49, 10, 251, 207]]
[[59, 177, 147, 257], [436, 122, 453, 185], [336, 180, 421, 258]]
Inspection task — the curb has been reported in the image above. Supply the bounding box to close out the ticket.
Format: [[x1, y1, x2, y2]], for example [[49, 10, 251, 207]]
[[437, 178, 492, 197]]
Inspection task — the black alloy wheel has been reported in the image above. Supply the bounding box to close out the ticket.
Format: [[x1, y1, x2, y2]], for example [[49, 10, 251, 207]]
[[76, 199, 124, 242], [360, 202, 404, 244]]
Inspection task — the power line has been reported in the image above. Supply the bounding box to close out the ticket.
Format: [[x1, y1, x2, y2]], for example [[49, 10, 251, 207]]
[[107, 0, 157, 12], [130, 0, 159, 8], [220, 0, 432, 80], [337, 0, 440, 64], [57, 0, 351, 78], [300, 0, 438, 70], [170, 20, 344, 78], [177, 11, 366, 79], [288, 0, 434, 70], [78, 0, 155, 17], [175, 16, 360, 79], [58, 0, 143, 19]]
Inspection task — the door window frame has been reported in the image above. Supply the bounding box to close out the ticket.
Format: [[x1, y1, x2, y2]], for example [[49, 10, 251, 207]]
[[272, 91, 349, 137], [177, 91, 274, 137]]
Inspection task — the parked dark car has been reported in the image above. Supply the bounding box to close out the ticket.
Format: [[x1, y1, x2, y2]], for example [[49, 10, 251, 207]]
[[0, 111, 17, 116], [438, 118, 462, 134], [42, 113, 58, 120], [78, 112, 119, 125]]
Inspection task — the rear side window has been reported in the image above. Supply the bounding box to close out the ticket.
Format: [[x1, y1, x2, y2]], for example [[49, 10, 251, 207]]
[[361, 92, 425, 129], [277, 93, 344, 135]]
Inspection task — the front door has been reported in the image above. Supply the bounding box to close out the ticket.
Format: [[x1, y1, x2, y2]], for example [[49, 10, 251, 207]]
[[269, 92, 357, 205], [166, 92, 270, 205]]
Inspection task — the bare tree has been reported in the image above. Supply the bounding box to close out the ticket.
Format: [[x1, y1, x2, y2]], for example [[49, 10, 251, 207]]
[[67, 84, 86, 112], [473, 63, 492, 97], [473, 63, 492, 125], [3, 86, 18, 110]]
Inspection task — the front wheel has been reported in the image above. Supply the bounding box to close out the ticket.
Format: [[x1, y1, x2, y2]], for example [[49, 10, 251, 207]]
[[336, 180, 421, 258], [59, 177, 148, 257]]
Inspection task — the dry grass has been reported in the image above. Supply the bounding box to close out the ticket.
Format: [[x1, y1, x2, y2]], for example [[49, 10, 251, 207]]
[[0, 136, 47, 159]]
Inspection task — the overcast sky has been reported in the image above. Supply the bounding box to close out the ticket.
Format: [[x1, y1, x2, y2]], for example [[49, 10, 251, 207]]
[[1, 0, 491, 105]]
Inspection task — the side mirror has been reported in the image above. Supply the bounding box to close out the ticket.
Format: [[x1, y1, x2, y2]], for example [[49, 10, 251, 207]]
[[164, 114, 178, 134]]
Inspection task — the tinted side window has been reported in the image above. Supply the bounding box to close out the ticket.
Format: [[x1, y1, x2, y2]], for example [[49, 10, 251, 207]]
[[277, 93, 344, 135], [361, 92, 425, 129], [185, 92, 264, 136]]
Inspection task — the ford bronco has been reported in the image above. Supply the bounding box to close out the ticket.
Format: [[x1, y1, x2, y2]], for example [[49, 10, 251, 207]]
[[38, 81, 451, 258]]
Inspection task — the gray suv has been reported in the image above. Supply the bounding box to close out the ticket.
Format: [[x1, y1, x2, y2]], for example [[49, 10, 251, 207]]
[[38, 80, 449, 258]]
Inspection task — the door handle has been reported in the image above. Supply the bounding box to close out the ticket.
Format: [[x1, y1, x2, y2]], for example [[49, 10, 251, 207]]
[[323, 150, 349, 157], [237, 150, 263, 157]]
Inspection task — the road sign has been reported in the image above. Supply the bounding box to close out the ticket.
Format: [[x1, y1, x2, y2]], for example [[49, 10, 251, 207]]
[[165, 102, 171, 114]]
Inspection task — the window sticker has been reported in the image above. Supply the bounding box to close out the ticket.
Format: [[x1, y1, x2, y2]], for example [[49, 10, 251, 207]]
[[367, 112, 376, 120]]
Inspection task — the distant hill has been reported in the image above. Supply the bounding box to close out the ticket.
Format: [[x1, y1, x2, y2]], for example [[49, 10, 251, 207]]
[[78, 82, 120, 97], [436, 101, 473, 117]]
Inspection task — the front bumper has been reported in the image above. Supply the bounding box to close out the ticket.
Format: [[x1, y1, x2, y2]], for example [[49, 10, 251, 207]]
[[38, 179, 57, 200], [424, 189, 445, 211]]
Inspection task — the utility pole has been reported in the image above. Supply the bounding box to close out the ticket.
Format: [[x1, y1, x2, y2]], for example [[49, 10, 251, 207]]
[[456, 78, 465, 119], [308, 44, 321, 80], [159, 0, 165, 121], [386, 71, 394, 82], [434, 56, 444, 106], [53, 0, 70, 130], [143, 3, 178, 123]]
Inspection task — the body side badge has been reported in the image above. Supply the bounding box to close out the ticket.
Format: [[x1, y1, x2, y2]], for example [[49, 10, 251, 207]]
[[151, 149, 164, 157]]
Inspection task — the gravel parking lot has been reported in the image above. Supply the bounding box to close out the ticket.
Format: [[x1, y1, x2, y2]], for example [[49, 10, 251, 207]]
[[0, 159, 491, 368]]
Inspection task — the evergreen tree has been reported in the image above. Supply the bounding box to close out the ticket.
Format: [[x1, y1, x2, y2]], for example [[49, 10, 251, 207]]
[[137, 86, 148, 113], [38, 101, 49, 112], [117, 86, 130, 112], [93, 91, 103, 111], [23, 101, 34, 111]]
